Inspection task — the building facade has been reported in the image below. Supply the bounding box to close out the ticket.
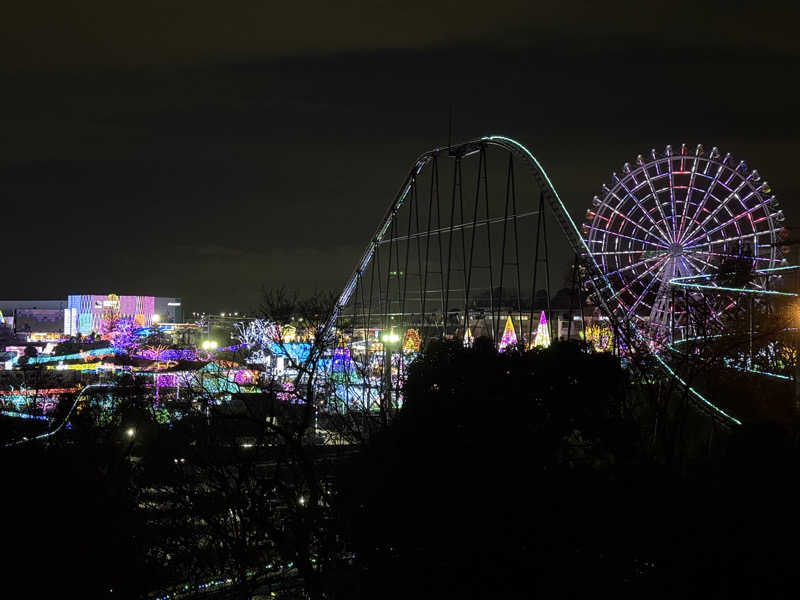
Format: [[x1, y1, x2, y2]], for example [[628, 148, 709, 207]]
[[1, 295, 182, 338]]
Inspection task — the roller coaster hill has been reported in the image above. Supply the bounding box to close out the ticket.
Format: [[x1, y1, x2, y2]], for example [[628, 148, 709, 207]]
[[317, 136, 800, 430]]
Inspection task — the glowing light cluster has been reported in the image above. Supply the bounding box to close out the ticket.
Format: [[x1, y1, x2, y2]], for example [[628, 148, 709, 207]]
[[532, 311, 551, 348], [582, 144, 784, 342], [498, 316, 517, 352]]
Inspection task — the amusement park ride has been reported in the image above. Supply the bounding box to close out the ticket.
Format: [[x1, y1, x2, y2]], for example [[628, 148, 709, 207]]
[[320, 136, 798, 427]]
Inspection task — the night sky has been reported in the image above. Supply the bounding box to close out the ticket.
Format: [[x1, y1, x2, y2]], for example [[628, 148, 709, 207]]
[[2, 1, 798, 313]]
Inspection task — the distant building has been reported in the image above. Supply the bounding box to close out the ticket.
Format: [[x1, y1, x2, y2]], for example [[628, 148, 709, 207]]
[[0, 294, 182, 339], [155, 296, 183, 323], [66, 293, 182, 335], [13, 309, 64, 342]]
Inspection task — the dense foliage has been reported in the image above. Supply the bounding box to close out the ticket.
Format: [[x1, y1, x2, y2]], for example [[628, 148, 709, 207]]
[[2, 339, 799, 598]]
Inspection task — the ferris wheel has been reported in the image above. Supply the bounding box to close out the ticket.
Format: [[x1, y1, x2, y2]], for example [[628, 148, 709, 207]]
[[582, 144, 785, 342]]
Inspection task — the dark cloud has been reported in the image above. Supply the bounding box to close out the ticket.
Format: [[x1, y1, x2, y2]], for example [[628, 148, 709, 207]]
[[1, 1, 798, 71], [2, 4, 799, 311]]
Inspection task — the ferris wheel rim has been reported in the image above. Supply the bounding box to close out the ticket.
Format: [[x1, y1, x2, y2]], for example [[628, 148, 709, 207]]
[[583, 144, 782, 339]]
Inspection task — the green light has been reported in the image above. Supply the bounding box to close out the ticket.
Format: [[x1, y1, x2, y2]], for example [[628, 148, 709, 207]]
[[669, 274, 798, 297]]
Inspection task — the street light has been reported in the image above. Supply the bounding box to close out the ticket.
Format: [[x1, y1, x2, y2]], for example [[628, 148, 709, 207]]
[[381, 329, 401, 423], [202, 340, 218, 351], [381, 332, 400, 344], [126, 427, 135, 438]]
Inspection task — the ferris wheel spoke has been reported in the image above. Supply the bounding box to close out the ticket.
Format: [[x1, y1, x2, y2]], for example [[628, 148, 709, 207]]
[[648, 266, 675, 328], [684, 231, 764, 250], [682, 195, 770, 247], [607, 256, 667, 304], [638, 160, 675, 242], [682, 253, 718, 273], [698, 250, 772, 262], [676, 146, 701, 241], [584, 225, 668, 249], [679, 162, 727, 244], [668, 155, 679, 242], [607, 181, 672, 244], [602, 203, 673, 245], [590, 250, 655, 255], [681, 177, 756, 245], [600, 254, 666, 280], [682, 188, 757, 245], [621, 260, 669, 320]]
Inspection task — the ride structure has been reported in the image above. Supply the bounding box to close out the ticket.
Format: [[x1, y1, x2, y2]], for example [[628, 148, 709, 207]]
[[583, 144, 787, 345], [319, 136, 794, 426]]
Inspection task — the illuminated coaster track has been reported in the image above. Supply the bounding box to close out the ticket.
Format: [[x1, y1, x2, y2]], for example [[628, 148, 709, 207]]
[[666, 264, 800, 389], [3, 383, 114, 447], [318, 135, 619, 417], [321, 137, 791, 426]]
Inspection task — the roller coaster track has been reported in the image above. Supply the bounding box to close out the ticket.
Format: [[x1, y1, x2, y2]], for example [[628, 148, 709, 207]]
[[3, 383, 113, 447], [322, 135, 796, 428]]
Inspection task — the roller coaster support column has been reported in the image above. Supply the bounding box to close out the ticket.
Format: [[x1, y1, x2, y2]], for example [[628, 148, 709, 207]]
[[381, 331, 400, 424], [382, 347, 391, 425]]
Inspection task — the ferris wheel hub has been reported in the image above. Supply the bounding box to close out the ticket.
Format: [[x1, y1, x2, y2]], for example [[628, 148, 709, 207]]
[[668, 243, 685, 257]]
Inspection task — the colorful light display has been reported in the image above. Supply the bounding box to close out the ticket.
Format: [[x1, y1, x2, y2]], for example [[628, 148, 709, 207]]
[[331, 345, 352, 373], [532, 311, 551, 348], [582, 144, 784, 342], [402, 328, 421, 352], [498, 316, 517, 352], [580, 322, 613, 352], [67, 293, 157, 335], [110, 317, 138, 350]]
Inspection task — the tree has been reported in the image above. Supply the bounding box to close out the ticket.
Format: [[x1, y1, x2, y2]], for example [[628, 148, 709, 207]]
[[53, 336, 81, 356], [333, 339, 649, 599]]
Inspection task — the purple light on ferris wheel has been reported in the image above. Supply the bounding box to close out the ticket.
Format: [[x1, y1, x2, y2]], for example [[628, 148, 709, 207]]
[[582, 144, 784, 343]]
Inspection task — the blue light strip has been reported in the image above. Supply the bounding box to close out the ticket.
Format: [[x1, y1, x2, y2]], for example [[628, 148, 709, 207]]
[[25, 347, 124, 365], [3, 383, 114, 447], [669, 265, 800, 297], [669, 330, 797, 383]]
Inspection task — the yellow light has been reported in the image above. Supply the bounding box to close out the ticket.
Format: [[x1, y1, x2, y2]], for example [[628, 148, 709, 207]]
[[202, 340, 218, 351], [152, 314, 161, 323], [126, 428, 135, 438]]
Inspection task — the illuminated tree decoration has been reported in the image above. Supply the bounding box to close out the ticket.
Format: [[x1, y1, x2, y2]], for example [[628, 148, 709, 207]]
[[402, 328, 421, 352], [281, 324, 297, 343], [580, 322, 614, 352], [110, 317, 138, 351], [331, 345, 352, 373], [99, 294, 121, 334], [463, 327, 474, 347], [532, 311, 551, 349], [498, 316, 517, 352]]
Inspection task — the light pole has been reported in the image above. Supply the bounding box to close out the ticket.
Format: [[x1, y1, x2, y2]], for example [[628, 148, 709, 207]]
[[381, 330, 400, 424]]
